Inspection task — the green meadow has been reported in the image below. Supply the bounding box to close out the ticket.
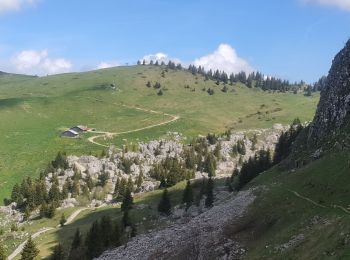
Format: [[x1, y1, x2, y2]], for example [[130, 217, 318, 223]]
[[0, 65, 319, 202]]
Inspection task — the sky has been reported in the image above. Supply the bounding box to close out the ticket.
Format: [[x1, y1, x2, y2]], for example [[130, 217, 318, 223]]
[[0, 0, 350, 82]]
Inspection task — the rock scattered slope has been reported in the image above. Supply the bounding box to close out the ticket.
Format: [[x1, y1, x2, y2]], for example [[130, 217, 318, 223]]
[[308, 39, 350, 144], [97, 190, 255, 260]]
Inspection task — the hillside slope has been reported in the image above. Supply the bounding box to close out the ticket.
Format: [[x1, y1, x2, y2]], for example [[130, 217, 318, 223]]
[[99, 41, 350, 259], [225, 40, 350, 259], [0, 66, 318, 202]]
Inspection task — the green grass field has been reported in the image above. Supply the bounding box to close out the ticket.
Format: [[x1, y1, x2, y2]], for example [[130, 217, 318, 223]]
[[3, 179, 211, 259], [231, 151, 350, 259], [0, 65, 319, 202]]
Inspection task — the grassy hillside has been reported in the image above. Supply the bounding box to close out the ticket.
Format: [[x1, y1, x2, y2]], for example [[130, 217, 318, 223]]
[[229, 149, 350, 259], [0, 65, 319, 202]]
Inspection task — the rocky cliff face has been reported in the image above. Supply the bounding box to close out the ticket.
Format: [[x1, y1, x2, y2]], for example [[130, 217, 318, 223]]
[[308, 39, 350, 145]]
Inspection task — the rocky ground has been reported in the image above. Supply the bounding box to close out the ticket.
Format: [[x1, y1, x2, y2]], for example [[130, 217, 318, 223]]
[[97, 189, 256, 260], [48, 125, 285, 208]]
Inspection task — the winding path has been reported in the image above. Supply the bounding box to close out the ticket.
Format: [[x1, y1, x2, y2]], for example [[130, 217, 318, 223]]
[[8, 227, 54, 260], [8, 207, 89, 260], [288, 190, 327, 208], [289, 189, 350, 214], [87, 104, 180, 148]]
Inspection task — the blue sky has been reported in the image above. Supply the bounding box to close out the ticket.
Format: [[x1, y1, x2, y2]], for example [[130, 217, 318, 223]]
[[0, 0, 349, 82]]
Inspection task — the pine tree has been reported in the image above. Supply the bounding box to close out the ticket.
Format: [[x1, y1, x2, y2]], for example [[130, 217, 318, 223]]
[[100, 215, 113, 248], [112, 222, 122, 246], [127, 176, 134, 192], [85, 175, 94, 191], [113, 178, 120, 198], [11, 183, 21, 204], [60, 213, 66, 227], [121, 188, 133, 212], [51, 243, 64, 260], [136, 171, 143, 191], [85, 220, 102, 259], [24, 207, 30, 221], [158, 189, 171, 215], [21, 236, 39, 260], [0, 244, 6, 260], [71, 229, 81, 250], [182, 180, 194, 210], [122, 210, 131, 228], [118, 178, 127, 200], [205, 177, 214, 208], [48, 182, 60, 204], [47, 203, 56, 218], [40, 202, 48, 218]]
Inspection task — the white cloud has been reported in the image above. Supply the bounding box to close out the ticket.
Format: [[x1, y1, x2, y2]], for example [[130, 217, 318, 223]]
[[0, 0, 39, 14], [12, 49, 72, 75], [141, 52, 181, 65], [96, 61, 119, 69], [142, 52, 168, 63], [303, 0, 350, 11], [193, 44, 254, 75]]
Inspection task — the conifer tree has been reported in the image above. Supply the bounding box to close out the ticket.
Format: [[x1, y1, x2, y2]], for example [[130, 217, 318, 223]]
[[136, 171, 143, 191], [85, 175, 94, 191], [0, 244, 5, 260], [127, 176, 134, 192], [113, 178, 120, 197], [85, 220, 102, 259], [71, 228, 81, 250], [60, 213, 66, 227], [158, 189, 171, 215], [100, 215, 113, 248], [112, 222, 122, 246], [51, 243, 65, 260], [182, 180, 194, 210], [21, 236, 39, 260], [122, 210, 131, 228], [11, 183, 21, 204], [118, 178, 127, 200], [205, 177, 214, 208], [121, 188, 133, 212], [47, 203, 56, 218], [48, 182, 60, 205]]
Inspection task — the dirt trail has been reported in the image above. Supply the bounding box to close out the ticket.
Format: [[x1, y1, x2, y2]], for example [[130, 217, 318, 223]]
[[288, 190, 327, 208], [87, 104, 180, 148], [8, 207, 89, 260], [8, 227, 54, 260], [289, 189, 350, 215]]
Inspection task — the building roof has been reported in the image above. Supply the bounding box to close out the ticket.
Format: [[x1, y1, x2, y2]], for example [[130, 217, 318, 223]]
[[70, 125, 88, 131], [62, 129, 79, 135]]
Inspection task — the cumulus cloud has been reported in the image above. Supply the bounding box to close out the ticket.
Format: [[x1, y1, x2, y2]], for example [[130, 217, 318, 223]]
[[303, 0, 350, 11], [193, 44, 254, 75], [141, 52, 181, 65], [96, 61, 120, 69], [12, 49, 72, 75], [0, 0, 39, 14]]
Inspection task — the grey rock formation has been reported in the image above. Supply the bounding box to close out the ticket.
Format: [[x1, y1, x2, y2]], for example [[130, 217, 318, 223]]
[[308, 39, 350, 144], [97, 190, 255, 260]]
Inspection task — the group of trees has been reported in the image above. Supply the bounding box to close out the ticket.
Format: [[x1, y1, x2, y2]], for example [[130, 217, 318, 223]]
[[228, 118, 304, 191], [145, 81, 164, 96], [55, 190, 135, 260], [137, 59, 182, 70], [149, 157, 195, 187], [139, 59, 318, 94], [273, 119, 303, 164], [157, 177, 215, 216], [234, 149, 273, 190]]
